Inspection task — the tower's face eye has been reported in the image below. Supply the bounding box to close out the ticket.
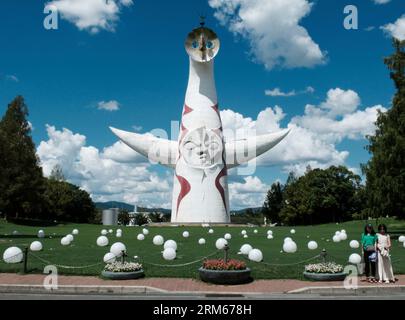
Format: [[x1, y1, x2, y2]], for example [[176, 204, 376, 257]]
[[206, 41, 214, 49], [192, 41, 199, 49]]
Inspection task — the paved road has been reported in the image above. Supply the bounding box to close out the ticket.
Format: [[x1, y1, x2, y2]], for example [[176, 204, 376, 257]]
[[1, 292, 405, 300]]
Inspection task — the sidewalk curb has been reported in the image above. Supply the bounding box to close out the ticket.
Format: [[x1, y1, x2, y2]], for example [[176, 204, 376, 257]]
[[0, 284, 168, 295], [288, 285, 405, 295]]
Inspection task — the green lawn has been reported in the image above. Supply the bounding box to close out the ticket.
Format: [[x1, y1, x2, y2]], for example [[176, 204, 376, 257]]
[[1, 218, 405, 280]]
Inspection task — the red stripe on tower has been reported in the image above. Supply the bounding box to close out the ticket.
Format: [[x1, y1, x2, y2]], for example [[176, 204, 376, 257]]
[[215, 166, 227, 211], [176, 173, 191, 218]]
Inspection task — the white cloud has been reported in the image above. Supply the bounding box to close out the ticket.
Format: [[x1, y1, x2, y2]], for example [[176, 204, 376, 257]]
[[229, 176, 269, 209], [319, 88, 361, 117], [220, 87, 385, 176], [5, 75, 19, 82], [98, 100, 120, 111], [265, 86, 314, 97], [208, 0, 326, 69], [381, 15, 405, 41], [47, 0, 133, 34], [372, 0, 391, 4], [37, 125, 172, 208]]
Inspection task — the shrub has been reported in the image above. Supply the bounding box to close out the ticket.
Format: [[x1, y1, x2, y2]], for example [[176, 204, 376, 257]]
[[305, 262, 344, 274], [202, 259, 247, 271], [104, 262, 143, 273]]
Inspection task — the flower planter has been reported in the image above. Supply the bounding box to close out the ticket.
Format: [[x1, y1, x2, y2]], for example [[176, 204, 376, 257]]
[[198, 267, 252, 285], [101, 269, 144, 280], [303, 271, 347, 281]]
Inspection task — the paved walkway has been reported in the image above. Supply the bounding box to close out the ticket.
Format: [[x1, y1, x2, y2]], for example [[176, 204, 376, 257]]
[[1, 273, 405, 294]]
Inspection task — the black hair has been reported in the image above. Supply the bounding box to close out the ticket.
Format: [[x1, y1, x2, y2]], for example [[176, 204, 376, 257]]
[[364, 224, 376, 235], [378, 224, 387, 233]]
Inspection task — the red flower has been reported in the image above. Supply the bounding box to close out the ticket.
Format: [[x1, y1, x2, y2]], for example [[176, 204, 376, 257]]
[[202, 259, 247, 270]]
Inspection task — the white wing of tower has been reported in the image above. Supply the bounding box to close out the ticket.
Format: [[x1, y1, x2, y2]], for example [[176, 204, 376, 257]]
[[225, 129, 290, 169], [109, 127, 178, 168]]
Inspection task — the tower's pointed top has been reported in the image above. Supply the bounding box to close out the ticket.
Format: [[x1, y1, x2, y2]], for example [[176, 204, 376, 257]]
[[200, 16, 206, 27]]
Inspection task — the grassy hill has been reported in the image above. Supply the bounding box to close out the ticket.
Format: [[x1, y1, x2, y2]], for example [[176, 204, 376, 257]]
[[1, 218, 404, 280]]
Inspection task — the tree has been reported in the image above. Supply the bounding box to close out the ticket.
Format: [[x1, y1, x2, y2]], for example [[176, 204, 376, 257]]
[[43, 179, 96, 223], [50, 164, 65, 182], [0, 96, 45, 219], [133, 213, 149, 226], [362, 39, 405, 219], [262, 182, 284, 223], [280, 166, 362, 225], [118, 209, 130, 225]]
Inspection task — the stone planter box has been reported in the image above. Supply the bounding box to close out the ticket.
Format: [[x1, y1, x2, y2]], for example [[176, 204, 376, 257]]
[[101, 269, 144, 280], [198, 267, 252, 285], [303, 271, 347, 281]]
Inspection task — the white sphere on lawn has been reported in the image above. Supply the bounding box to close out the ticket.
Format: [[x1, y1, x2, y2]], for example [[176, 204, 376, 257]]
[[110, 242, 126, 257], [335, 231, 341, 236], [284, 237, 293, 243], [30, 241, 43, 252], [66, 234, 74, 242], [198, 238, 206, 245], [267, 230, 273, 235], [243, 234, 248, 238], [224, 233, 232, 240], [108, 229, 113, 233], [253, 229, 258, 234], [142, 228, 149, 235], [341, 229, 346, 234], [101, 229, 108, 235], [162, 248, 176, 260], [240, 244, 253, 255], [116, 229, 122, 233], [61, 237, 70, 246], [290, 229, 296, 234], [241, 230, 247, 235], [398, 235, 405, 243], [332, 235, 341, 243], [182, 231, 190, 238], [349, 240, 360, 249], [137, 234, 145, 241], [103, 253, 116, 264], [208, 229, 214, 234], [37, 230, 45, 238], [164, 240, 177, 251], [283, 241, 297, 253], [215, 238, 228, 250], [307, 241, 318, 250], [349, 253, 362, 264], [339, 232, 348, 241], [3, 247, 23, 263], [116, 233, 122, 238], [72, 229, 79, 235], [153, 235, 164, 246], [97, 236, 109, 247], [267, 234, 273, 240], [248, 249, 263, 262]]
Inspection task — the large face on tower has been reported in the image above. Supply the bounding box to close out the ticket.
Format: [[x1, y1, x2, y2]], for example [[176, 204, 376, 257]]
[[185, 27, 220, 62], [180, 127, 223, 169]]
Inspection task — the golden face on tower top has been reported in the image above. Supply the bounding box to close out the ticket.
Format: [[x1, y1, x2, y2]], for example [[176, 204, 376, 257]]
[[185, 27, 220, 62]]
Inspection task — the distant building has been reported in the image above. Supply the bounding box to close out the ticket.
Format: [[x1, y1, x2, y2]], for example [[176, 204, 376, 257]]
[[102, 208, 119, 226]]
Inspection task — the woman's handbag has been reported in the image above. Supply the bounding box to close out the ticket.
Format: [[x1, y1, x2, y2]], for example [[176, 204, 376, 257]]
[[369, 252, 377, 262]]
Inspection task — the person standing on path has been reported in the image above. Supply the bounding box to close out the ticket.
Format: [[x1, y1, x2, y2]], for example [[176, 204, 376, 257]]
[[361, 223, 378, 283], [376, 224, 395, 283]]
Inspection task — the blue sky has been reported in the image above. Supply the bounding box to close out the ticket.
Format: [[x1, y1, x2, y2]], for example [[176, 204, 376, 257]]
[[0, 0, 404, 209]]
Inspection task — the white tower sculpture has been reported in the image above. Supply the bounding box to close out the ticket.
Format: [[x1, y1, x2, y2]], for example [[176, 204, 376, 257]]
[[110, 22, 290, 223]]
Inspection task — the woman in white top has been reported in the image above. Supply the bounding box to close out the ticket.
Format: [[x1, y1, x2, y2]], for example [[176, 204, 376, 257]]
[[376, 224, 395, 283]]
